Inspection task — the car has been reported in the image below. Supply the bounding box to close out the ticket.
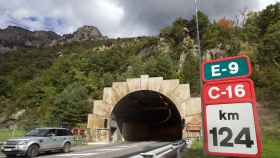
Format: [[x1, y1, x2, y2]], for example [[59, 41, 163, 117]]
[[1, 128, 73, 158]]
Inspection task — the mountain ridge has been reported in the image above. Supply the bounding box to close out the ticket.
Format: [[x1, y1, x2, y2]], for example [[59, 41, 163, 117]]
[[0, 25, 104, 54]]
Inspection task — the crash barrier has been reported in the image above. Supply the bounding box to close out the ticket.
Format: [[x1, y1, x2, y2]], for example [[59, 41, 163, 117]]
[[0, 142, 3, 156], [72, 128, 87, 145], [73, 136, 87, 145], [130, 140, 187, 158]]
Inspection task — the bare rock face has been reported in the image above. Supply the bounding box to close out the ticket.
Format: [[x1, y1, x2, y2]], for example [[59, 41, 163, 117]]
[[0, 109, 25, 128], [0, 26, 61, 49], [60, 25, 104, 43], [72, 25, 103, 41], [0, 45, 13, 54], [0, 25, 104, 53]]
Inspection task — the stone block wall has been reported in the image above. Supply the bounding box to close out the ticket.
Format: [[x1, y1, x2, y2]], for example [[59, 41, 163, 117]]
[[87, 75, 202, 142]]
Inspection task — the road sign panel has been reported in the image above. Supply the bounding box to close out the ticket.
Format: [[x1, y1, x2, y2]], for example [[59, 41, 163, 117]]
[[203, 79, 254, 105], [202, 55, 262, 157], [204, 102, 262, 157], [202, 56, 251, 81]]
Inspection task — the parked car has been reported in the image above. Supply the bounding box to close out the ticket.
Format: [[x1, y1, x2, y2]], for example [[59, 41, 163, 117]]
[[1, 127, 73, 158]]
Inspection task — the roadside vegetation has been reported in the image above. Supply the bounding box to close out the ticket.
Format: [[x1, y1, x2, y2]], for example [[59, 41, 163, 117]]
[[0, 129, 26, 142], [262, 134, 280, 158], [183, 140, 223, 158]]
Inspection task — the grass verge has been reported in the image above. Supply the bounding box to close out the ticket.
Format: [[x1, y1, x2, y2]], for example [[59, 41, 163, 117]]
[[261, 133, 280, 157], [0, 129, 26, 142], [183, 132, 280, 158], [182, 139, 225, 158]]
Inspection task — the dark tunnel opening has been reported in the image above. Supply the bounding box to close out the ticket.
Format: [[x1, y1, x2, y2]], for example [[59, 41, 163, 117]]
[[111, 90, 183, 142]]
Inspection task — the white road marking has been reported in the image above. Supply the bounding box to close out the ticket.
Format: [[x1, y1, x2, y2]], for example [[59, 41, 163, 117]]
[[117, 145, 130, 148], [56, 153, 99, 157], [95, 148, 122, 151], [87, 142, 109, 145]]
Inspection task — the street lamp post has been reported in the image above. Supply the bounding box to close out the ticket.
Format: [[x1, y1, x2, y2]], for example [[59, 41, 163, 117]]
[[194, 0, 204, 143], [194, 0, 202, 88]]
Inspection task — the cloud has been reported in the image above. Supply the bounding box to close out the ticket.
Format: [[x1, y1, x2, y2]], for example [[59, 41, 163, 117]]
[[116, 0, 261, 36], [0, 0, 124, 36], [259, 0, 280, 9], [0, 0, 278, 37]]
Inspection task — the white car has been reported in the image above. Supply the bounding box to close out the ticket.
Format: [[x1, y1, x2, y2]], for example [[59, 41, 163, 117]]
[[1, 128, 73, 158]]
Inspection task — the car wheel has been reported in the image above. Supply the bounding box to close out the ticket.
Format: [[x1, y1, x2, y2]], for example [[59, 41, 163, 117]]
[[63, 142, 71, 153], [26, 144, 39, 158]]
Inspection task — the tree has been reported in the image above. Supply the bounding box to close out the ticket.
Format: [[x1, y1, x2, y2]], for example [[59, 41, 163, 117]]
[[190, 11, 210, 49], [257, 2, 280, 35], [160, 17, 190, 45], [0, 77, 13, 97], [203, 19, 241, 57], [52, 82, 90, 127], [182, 53, 200, 95], [254, 20, 280, 110], [144, 53, 177, 79], [242, 12, 261, 43], [257, 21, 280, 67], [217, 18, 234, 30]]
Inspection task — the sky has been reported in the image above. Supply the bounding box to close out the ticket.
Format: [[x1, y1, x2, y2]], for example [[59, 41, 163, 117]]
[[0, 0, 279, 37]]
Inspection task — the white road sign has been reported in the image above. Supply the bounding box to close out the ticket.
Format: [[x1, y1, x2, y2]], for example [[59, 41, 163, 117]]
[[206, 102, 258, 155]]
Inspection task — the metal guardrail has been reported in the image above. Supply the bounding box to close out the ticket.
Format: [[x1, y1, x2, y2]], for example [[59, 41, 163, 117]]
[[130, 140, 188, 158], [0, 142, 4, 157]]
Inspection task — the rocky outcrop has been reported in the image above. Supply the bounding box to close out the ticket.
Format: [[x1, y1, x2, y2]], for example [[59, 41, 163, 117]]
[[0, 45, 14, 54], [71, 25, 103, 41], [0, 26, 61, 50], [0, 25, 104, 53], [58, 26, 105, 45], [0, 109, 25, 128]]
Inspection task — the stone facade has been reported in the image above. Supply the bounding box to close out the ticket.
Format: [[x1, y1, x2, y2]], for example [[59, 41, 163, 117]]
[[87, 75, 201, 142]]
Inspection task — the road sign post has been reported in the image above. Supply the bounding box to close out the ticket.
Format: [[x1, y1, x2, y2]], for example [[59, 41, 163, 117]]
[[202, 56, 262, 157]]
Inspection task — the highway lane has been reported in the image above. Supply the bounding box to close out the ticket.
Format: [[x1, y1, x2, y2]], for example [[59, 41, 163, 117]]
[[1, 141, 172, 158]]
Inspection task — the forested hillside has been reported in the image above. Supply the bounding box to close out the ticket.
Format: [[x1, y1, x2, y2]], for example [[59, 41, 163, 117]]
[[0, 3, 279, 130]]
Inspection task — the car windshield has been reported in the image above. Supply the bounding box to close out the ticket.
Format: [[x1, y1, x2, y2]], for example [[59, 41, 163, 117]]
[[25, 129, 50, 137]]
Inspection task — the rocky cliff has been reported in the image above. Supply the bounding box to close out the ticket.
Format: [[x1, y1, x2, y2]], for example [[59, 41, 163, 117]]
[[64, 25, 104, 41], [0, 25, 104, 54], [0, 26, 61, 53]]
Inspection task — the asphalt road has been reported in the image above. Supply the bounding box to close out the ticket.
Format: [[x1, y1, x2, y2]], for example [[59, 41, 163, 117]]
[[0, 141, 172, 158]]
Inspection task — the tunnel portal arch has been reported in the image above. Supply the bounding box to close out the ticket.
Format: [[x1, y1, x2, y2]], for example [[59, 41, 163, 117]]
[[112, 90, 182, 141], [87, 75, 201, 142]]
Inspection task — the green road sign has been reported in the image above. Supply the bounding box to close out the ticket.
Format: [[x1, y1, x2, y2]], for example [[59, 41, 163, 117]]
[[202, 56, 251, 81]]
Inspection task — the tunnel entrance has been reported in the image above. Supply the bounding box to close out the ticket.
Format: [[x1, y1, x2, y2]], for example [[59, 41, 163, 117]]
[[111, 90, 183, 141]]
